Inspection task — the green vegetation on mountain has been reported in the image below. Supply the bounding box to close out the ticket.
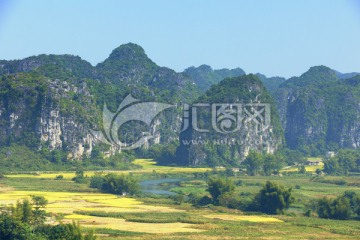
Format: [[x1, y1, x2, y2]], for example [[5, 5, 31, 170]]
[[0, 43, 202, 170], [174, 74, 283, 166], [1, 44, 360, 172], [183, 65, 245, 92], [255, 73, 286, 95], [276, 66, 360, 155]]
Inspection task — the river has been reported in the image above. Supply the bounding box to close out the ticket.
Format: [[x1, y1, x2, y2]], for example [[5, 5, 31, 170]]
[[140, 178, 183, 195]]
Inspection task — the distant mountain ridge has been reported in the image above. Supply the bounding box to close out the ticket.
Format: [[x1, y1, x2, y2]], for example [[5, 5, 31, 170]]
[[0, 43, 201, 163], [183, 65, 245, 92], [0, 43, 360, 168], [276, 65, 360, 155]]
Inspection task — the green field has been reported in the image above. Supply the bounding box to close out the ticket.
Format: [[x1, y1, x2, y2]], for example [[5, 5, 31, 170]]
[[4, 159, 211, 180], [1, 159, 360, 239]]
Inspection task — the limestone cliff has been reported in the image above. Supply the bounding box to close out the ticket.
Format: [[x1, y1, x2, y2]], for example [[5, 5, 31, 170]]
[[0, 73, 99, 160], [175, 74, 283, 166], [275, 66, 360, 154]]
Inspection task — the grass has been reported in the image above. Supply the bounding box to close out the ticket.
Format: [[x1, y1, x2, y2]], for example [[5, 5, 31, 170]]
[[133, 159, 211, 173], [2, 159, 360, 239], [4, 159, 212, 180], [281, 161, 324, 173], [0, 177, 96, 192]]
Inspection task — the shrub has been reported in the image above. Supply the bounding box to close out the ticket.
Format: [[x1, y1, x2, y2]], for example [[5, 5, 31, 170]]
[[218, 192, 241, 209], [317, 196, 351, 220], [207, 177, 235, 205], [35, 221, 96, 240], [98, 173, 140, 195], [304, 209, 312, 217], [55, 175, 63, 180], [0, 214, 35, 240], [171, 194, 185, 205], [255, 181, 294, 214], [298, 165, 306, 174], [72, 168, 88, 184], [89, 173, 105, 189]]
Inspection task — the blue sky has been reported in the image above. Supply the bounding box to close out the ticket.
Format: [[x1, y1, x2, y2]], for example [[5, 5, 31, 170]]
[[0, 0, 359, 78]]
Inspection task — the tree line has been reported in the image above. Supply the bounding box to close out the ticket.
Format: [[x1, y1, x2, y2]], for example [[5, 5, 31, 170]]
[[0, 196, 95, 240]]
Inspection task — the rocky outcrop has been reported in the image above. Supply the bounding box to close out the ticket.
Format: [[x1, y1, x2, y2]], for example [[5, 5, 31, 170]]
[[275, 66, 360, 152], [175, 74, 283, 166], [0, 43, 200, 160], [0, 73, 99, 160]]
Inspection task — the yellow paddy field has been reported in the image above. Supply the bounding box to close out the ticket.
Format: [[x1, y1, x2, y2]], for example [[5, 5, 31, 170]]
[[0, 190, 204, 233], [204, 214, 283, 223], [281, 158, 324, 173], [63, 215, 204, 233], [0, 189, 283, 234], [5, 159, 211, 180], [0, 191, 182, 213]]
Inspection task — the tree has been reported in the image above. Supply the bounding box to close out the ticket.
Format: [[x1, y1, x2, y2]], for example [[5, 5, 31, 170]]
[[317, 196, 351, 220], [0, 214, 35, 240], [263, 154, 282, 176], [331, 196, 351, 220], [73, 168, 87, 183], [315, 168, 322, 175], [89, 172, 105, 189], [317, 198, 331, 218], [278, 149, 305, 166], [343, 191, 360, 216], [207, 177, 235, 205], [324, 149, 359, 175], [256, 181, 293, 214], [218, 192, 241, 209], [243, 151, 264, 176], [298, 165, 306, 174], [337, 150, 357, 175], [0, 198, 94, 240], [323, 157, 340, 175], [151, 142, 178, 165], [35, 221, 96, 240], [31, 195, 48, 225], [14, 199, 33, 224], [100, 173, 140, 195]]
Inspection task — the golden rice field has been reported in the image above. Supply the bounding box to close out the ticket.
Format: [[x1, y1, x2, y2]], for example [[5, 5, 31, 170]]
[[0, 191, 182, 213], [5, 159, 212, 180], [62, 215, 204, 233], [2, 162, 360, 239], [203, 214, 283, 223], [0, 190, 204, 233], [281, 158, 324, 173], [0, 189, 285, 234]]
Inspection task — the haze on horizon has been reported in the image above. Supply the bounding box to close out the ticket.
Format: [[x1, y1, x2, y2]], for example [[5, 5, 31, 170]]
[[0, 0, 359, 78]]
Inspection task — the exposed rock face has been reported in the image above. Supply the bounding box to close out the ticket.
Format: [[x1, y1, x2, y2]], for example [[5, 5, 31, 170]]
[[0, 73, 99, 160], [176, 74, 283, 166], [275, 66, 360, 152], [39, 108, 62, 150], [2, 43, 360, 164], [0, 43, 200, 160]]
